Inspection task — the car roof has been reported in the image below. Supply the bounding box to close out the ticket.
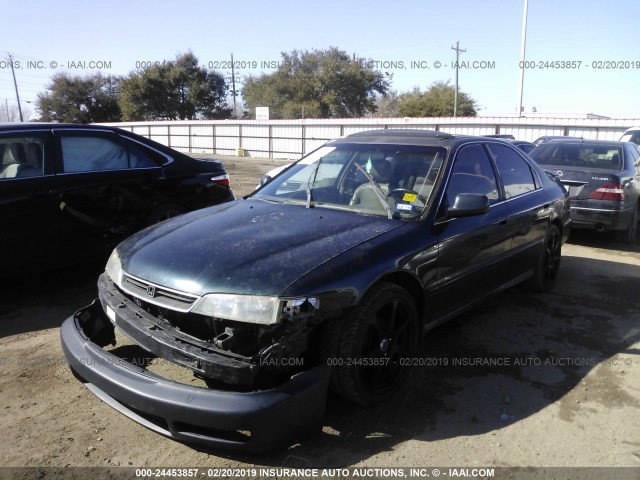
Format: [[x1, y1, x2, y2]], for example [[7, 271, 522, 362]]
[[331, 129, 508, 148], [537, 135, 577, 138], [483, 134, 516, 139], [0, 122, 125, 133], [540, 138, 627, 147], [534, 135, 583, 142]]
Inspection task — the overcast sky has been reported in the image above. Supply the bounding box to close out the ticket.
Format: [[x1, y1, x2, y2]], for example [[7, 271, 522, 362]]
[[2, 0, 639, 119]]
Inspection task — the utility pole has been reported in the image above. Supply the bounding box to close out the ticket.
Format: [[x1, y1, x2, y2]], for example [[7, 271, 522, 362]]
[[517, 0, 529, 116], [8, 54, 24, 122], [451, 41, 466, 117], [230, 53, 237, 118]]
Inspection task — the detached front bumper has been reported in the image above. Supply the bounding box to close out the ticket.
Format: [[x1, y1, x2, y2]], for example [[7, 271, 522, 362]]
[[60, 300, 331, 453]]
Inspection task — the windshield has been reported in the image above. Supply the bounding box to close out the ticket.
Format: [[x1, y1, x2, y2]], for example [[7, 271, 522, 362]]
[[252, 143, 446, 219], [530, 143, 624, 170]]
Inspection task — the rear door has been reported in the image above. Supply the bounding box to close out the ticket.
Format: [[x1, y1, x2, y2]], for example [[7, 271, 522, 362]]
[[486, 143, 550, 279], [52, 129, 163, 241], [0, 130, 60, 274]]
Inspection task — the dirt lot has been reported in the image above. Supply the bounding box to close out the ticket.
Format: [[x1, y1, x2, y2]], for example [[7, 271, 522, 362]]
[[1, 154, 640, 476]]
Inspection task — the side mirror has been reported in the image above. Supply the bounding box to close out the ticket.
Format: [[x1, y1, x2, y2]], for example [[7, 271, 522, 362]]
[[259, 174, 272, 186], [448, 193, 490, 218]]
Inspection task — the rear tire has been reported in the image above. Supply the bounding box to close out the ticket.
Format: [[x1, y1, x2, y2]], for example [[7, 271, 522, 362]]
[[619, 205, 638, 244], [528, 224, 561, 292], [321, 282, 421, 406]]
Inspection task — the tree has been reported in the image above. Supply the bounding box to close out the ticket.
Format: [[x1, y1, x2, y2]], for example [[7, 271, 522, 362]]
[[36, 73, 121, 123], [119, 52, 230, 121], [398, 81, 478, 117], [242, 47, 389, 119], [372, 90, 400, 117]]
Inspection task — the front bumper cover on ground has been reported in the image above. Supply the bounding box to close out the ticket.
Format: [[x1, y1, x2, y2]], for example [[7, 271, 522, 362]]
[[60, 300, 331, 453]]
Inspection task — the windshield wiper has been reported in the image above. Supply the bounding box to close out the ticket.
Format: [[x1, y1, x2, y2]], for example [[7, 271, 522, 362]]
[[305, 159, 322, 208], [354, 163, 393, 220]]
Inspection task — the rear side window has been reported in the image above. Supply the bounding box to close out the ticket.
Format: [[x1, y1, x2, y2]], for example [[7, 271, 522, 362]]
[[487, 144, 537, 199], [0, 135, 47, 179], [60, 135, 156, 173]]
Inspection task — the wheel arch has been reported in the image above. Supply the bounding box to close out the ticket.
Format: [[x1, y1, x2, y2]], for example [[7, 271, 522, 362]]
[[369, 271, 426, 322]]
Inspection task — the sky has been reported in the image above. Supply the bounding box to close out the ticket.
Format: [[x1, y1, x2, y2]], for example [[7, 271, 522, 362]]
[[1, 0, 639, 119]]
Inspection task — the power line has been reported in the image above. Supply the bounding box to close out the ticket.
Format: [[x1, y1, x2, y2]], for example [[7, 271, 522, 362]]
[[7, 54, 23, 122], [451, 41, 466, 117], [517, 0, 529, 116], [230, 53, 237, 117]]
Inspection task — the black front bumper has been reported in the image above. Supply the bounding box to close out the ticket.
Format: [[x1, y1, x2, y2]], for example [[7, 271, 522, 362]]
[[60, 300, 331, 453]]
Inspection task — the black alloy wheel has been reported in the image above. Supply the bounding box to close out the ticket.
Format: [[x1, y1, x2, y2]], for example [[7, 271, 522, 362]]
[[528, 224, 562, 292], [621, 205, 638, 244], [322, 282, 421, 406]]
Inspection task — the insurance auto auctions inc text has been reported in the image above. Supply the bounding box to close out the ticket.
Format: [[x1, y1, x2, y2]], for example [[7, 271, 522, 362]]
[[251, 468, 494, 478]]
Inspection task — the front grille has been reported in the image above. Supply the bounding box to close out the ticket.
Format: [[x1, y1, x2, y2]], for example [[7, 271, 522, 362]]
[[120, 273, 200, 312]]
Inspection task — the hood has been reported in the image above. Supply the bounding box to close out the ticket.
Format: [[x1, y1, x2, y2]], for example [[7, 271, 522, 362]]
[[117, 199, 403, 296]]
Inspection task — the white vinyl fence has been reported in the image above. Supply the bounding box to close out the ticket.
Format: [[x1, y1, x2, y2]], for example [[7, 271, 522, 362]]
[[101, 116, 639, 160]]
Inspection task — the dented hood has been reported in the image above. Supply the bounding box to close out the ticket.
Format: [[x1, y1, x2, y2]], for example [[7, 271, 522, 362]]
[[116, 199, 403, 296]]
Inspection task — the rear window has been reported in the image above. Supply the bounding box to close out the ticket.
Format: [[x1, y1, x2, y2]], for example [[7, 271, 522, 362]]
[[530, 143, 623, 170]]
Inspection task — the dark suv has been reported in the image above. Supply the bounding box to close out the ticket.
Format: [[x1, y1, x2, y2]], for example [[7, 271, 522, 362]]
[[0, 123, 234, 276], [61, 130, 570, 452]]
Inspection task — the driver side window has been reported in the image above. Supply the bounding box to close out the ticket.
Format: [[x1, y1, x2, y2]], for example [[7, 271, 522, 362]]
[[446, 144, 499, 206]]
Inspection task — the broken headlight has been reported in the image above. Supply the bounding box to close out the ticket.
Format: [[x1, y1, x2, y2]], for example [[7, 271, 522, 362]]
[[191, 294, 282, 325], [191, 294, 319, 325]]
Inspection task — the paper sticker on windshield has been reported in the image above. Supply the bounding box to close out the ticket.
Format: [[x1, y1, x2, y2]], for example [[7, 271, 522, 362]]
[[402, 193, 418, 203], [396, 203, 413, 211]]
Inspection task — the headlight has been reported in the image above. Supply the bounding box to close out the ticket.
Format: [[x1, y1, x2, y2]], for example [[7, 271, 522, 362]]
[[191, 294, 320, 325], [191, 294, 283, 325], [105, 250, 122, 286]]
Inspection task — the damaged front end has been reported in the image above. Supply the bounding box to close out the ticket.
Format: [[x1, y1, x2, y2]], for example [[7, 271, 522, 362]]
[[60, 266, 334, 451], [98, 271, 325, 389]]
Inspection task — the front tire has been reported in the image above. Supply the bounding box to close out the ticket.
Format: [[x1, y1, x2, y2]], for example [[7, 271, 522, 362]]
[[322, 282, 421, 406], [528, 224, 561, 292]]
